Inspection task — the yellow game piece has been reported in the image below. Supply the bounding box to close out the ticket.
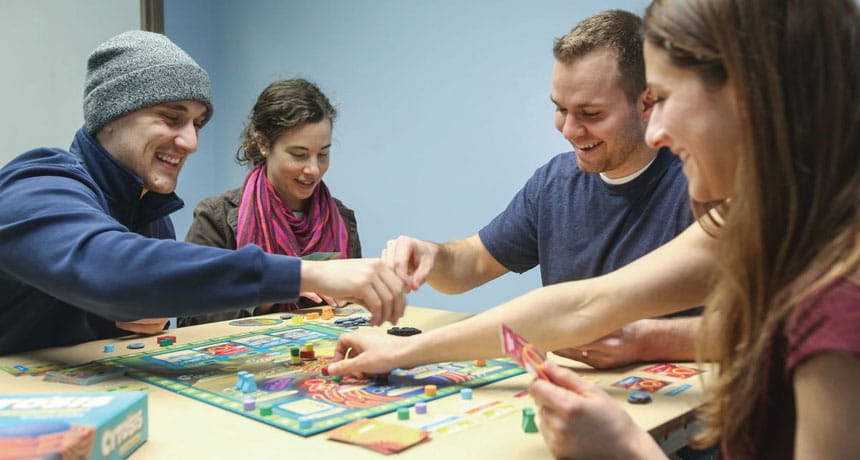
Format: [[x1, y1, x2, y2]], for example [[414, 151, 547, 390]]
[[424, 385, 437, 397], [303, 343, 314, 352], [291, 316, 304, 324], [291, 355, 302, 365], [306, 312, 320, 320], [474, 359, 487, 366], [321, 306, 334, 320]]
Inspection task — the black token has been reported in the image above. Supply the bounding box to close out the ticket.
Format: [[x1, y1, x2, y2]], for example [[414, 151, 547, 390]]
[[387, 326, 422, 336]]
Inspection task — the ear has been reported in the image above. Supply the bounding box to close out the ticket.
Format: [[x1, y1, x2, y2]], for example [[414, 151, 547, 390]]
[[640, 87, 656, 122], [255, 134, 269, 155]]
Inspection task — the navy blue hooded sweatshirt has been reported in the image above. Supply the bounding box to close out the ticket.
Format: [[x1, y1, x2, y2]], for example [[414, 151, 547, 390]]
[[0, 129, 300, 355]]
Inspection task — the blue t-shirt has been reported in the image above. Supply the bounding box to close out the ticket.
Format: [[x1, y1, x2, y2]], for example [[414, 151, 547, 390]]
[[479, 148, 692, 286]]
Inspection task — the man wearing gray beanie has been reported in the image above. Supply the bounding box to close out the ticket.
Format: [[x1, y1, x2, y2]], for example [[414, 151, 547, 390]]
[[0, 30, 407, 355]]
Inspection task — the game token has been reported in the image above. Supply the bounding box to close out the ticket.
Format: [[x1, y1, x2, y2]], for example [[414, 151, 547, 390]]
[[521, 407, 538, 433], [259, 404, 272, 416], [460, 388, 472, 400], [387, 326, 422, 336], [103, 344, 115, 353], [126, 342, 145, 349], [424, 385, 436, 397], [397, 407, 410, 420], [243, 398, 256, 411], [627, 391, 652, 404], [280, 314, 293, 320], [414, 402, 427, 414]]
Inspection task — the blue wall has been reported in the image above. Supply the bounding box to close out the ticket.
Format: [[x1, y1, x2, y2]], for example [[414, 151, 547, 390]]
[[165, 0, 647, 314]]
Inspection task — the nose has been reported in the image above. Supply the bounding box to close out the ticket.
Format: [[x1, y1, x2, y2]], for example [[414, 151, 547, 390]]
[[174, 120, 199, 154], [644, 110, 669, 149], [303, 158, 320, 177], [560, 113, 586, 141]]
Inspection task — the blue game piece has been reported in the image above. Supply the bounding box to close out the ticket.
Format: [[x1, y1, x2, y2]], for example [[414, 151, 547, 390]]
[[104, 344, 115, 353], [239, 373, 257, 393], [236, 371, 248, 389], [627, 391, 652, 404], [126, 342, 145, 349], [460, 388, 473, 400]]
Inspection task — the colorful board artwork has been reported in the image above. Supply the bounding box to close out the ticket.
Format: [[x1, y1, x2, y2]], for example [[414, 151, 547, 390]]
[[102, 322, 524, 436]]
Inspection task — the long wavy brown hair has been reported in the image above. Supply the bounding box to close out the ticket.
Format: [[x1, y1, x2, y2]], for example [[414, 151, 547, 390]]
[[644, 0, 860, 453]]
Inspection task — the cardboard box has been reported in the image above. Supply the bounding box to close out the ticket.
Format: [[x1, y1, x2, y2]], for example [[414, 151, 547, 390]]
[[0, 392, 147, 460]]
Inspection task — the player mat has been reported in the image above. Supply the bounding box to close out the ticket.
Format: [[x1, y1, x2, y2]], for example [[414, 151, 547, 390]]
[[100, 322, 525, 436]]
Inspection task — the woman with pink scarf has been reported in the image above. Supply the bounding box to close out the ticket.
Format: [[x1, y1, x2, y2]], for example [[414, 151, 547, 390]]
[[181, 79, 360, 326]]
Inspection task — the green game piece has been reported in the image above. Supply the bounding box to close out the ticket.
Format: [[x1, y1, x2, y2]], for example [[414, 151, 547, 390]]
[[290, 347, 300, 356], [259, 404, 272, 416], [331, 375, 343, 383], [397, 407, 410, 420], [521, 406, 538, 433]]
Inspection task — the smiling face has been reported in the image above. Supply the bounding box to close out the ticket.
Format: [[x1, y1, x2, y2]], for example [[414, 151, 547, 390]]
[[96, 101, 208, 195], [551, 49, 655, 179], [644, 42, 741, 202], [261, 119, 332, 211]]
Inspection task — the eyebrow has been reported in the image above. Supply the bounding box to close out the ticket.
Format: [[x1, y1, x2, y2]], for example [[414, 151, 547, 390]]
[[287, 144, 332, 151], [549, 95, 606, 109]]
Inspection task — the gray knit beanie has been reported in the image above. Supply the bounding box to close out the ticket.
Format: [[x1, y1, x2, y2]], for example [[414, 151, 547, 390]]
[[83, 30, 213, 135]]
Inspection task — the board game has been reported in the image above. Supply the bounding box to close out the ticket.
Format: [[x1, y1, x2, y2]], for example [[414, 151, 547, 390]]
[[101, 321, 525, 436]]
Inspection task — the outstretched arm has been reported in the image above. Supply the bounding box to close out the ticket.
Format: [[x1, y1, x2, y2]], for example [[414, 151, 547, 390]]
[[330, 223, 717, 375], [382, 234, 508, 292]]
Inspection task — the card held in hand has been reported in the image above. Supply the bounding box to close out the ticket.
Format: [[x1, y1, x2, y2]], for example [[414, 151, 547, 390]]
[[500, 323, 548, 380]]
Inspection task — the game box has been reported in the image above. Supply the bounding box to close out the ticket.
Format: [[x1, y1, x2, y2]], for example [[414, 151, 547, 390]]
[[0, 391, 147, 460]]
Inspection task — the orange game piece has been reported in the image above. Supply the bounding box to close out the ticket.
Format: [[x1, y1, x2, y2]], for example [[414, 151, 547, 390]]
[[474, 359, 487, 366], [321, 306, 334, 320], [306, 312, 320, 320], [424, 385, 437, 397]]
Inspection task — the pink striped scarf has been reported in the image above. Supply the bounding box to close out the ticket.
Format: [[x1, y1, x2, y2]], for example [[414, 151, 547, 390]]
[[237, 164, 349, 309]]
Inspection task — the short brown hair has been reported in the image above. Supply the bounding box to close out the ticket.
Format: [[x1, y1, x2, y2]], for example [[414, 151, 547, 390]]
[[553, 10, 646, 103]]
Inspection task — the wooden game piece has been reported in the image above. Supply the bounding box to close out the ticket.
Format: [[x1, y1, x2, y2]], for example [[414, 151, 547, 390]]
[[460, 388, 472, 400], [414, 402, 427, 414], [397, 407, 410, 420], [126, 342, 145, 349], [424, 385, 436, 397], [321, 306, 334, 320], [474, 359, 487, 366], [103, 344, 115, 353], [306, 312, 320, 320]]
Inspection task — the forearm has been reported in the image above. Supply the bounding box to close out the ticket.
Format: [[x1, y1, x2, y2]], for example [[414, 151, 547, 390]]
[[633, 317, 700, 362], [425, 235, 506, 294]]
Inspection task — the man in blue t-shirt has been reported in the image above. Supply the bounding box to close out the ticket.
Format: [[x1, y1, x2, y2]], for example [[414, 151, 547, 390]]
[[380, 10, 700, 369]]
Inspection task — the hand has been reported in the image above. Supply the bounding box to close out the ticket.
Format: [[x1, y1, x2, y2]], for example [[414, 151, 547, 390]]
[[300, 258, 408, 326], [529, 361, 663, 459], [115, 318, 169, 335], [381, 236, 440, 291], [300, 292, 347, 307], [327, 330, 412, 377], [552, 320, 647, 369]]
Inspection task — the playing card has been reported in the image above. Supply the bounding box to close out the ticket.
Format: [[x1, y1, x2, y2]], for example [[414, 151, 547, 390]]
[[500, 323, 548, 380]]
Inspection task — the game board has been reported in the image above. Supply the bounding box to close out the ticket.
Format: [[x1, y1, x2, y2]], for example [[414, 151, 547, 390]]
[[101, 322, 525, 436]]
